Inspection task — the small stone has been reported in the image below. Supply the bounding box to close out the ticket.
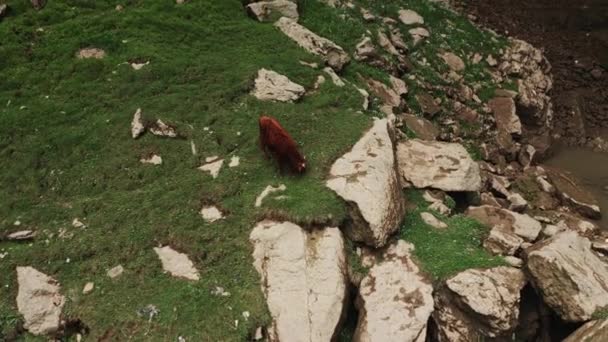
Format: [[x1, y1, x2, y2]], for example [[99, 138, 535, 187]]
[[255, 184, 286, 207], [154, 246, 200, 281], [149, 119, 178, 138], [107, 265, 124, 279], [242, 311, 250, 320], [251, 68, 305, 102], [140, 154, 162, 165], [254, 327, 264, 340], [536, 176, 555, 193], [198, 158, 224, 179], [211, 286, 230, 297], [483, 224, 524, 256], [131, 108, 145, 139], [472, 53, 483, 64], [131, 61, 149, 70], [508, 193, 528, 212], [361, 7, 375, 21], [115, 4, 123, 11], [416, 92, 441, 116], [441, 52, 465, 72], [504, 256, 523, 268], [409, 27, 430, 45], [82, 282, 94, 294], [228, 156, 240, 168], [7, 230, 36, 241], [72, 218, 86, 229], [313, 75, 326, 89], [486, 54, 498, 66], [398, 9, 424, 25], [246, 0, 298, 22], [299, 60, 318, 69], [421, 212, 448, 229], [200, 206, 224, 223], [76, 48, 106, 59], [323, 67, 345, 87]]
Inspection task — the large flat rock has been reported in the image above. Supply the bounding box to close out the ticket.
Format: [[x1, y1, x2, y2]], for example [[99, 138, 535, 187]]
[[16, 267, 65, 336], [251, 68, 305, 102], [527, 231, 608, 322], [354, 240, 434, 342], [250, 220, 347, 342], [326, 118, 404, 248], [396, 139, 481, 191], [466, 205, 542, 242]]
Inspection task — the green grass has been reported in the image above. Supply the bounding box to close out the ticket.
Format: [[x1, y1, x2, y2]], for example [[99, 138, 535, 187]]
[[0, 0, 372, 340], [592, 307, 608, 320], [399, 190, 505, 281]]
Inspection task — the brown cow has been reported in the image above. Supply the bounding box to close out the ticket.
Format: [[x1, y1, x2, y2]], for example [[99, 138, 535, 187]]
[[259, 115, 306, 174]]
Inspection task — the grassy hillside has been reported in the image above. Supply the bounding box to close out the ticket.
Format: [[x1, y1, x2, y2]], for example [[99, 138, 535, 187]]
[[1, 0, 507, 340]]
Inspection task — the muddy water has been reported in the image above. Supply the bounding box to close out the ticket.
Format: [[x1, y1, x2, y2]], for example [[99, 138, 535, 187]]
[[544, 148, 608, 229]]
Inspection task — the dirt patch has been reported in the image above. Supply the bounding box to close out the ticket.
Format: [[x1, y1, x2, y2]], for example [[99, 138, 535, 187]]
[[455, 0, 608, 146]]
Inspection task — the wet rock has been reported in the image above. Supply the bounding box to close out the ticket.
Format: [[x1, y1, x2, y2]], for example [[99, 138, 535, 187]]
[[82, 282, 94, 294], [131, 108, 145, 139], [441, 52, 465, 72], [154, 246, 200, 281], [250, 221, 347, 342], [149, 119, 178, 138], [398, 9, 424, 25], [527, 231, 608, 322], [255, 184, 286, 207], [415, 92, 441, 116], [198, 157, 224, 179], [246, 0, 298, 22], [396, 139, 482, 192], [7, 230, 36, 241], [546, 168, 601, 219], [16, 266, 65, 336], [107, 265, 124, 278], [401, 114, 438, 141], [445, 267, 527, 337], [488, 97, 522, 135], [200, 205, 224, 223], [275, 17, 350, 71], [251, 68, 305, 102], [326, 118, 404, 248], [466, 205, 542, 242], [366, 79, 400, 108], [409, 27, 430, 45], [421, 212, 448, 229], [76, 48, 106, 59], [140, 154, 162, 165], [564, 319, 608, 342], [483, 224, 524, 256], [354, 240, 433, 342]]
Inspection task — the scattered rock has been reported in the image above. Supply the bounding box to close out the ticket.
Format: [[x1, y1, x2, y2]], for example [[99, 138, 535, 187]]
[[401, 114, 438, 140], [149, 119, 178, 138], [467, 206, 542, 242], [16, 266, 65, 336], [354, 240, 433, 341], [421, 212, 448, 229], [228, 156, 240, 167], [82, 282, 94, 295], [246, 0, 299, 22], [326, 118, 404, 248], [251, 68, 305, 102], [76, 48, 106, 59], [140, 154, 162, 165], [131, 108, 145, 139], [564, 319, 608, 342], [441, 52, 465, 72], [72, 218, 86, 229], [154, 246, 200, 281], [408, 27, 430, 45], [445, 266, 527, 337], [250, 221, 347, 342], [7, 230, 36, 241], [546, 168, 601, 219], [483, 224, 524, 256], [527, 231, 608, 322], [323, 67, 345, 87], [396, 139, 482, 192], [415, 92, 441, 116], [488, 97, 522, 135], [398, 9, 424, 25], [486, 54, 498, 67], [107, 265, 124, 279], [200, 205, 224, 223], [198, 158, 224, 179], [275, 17, 350, 71]]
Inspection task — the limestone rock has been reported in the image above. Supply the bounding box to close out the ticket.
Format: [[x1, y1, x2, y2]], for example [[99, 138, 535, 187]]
[[323, 67, 345, 87], [250, 221, 347, 342], [377, 30, 400, 56], [446, 267, 527, 337], [389, 75, 408, 96], [409, 27, 430, 45], [466, 205, 542, 242], [564, 319, 608, 342], [154, 246, 200, 281], [415, 92, 441, 116], [488, 97, 522, 135], [76, 48, 105, 59], [354, 240, 433, 342], [275, 17, 350, 71], [198, 157, 224, 179], [508, 193, 528, 212], [483, 224, 524, 256], [527, 231, 608, 322], [251, 68, 305, 102], [7, 230, 36, 241], [326, 118, 404, 248], [131, 108, 145, 139], [149, 119, 178, 138], [140, 154, 162, 165], [366, 79, 400, 108], [255, 184, 286, 207], [401, 114, 437, 141], [421, 212, 447, 229], [246, 0, 298, 22], [200, 205, 224, 222], [107, 265, 124, 278], [441, 52, 465, 72], [396, 139, 482, 192], [16, 267, 65, 336], [82, 282, 94, 294], [398, 9, 424, 25]]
